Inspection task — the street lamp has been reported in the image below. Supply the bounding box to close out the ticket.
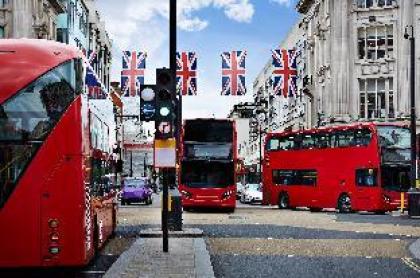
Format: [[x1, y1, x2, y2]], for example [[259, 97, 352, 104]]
[[404, 25, 417, 190], [256, 111, 266, 183]]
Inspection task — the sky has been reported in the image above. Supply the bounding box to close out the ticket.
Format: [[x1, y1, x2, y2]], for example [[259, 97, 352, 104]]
[[96, 0, 300, 119]]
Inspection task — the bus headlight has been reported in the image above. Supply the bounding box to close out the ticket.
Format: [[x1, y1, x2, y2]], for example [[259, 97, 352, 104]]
[[50, 232, 59, 242], [222, 190, 234, 200], [48, 219, 59, 228], [49, 247, 60, 255], [383, 194, 391, 203], [181, 190, 192, 199]]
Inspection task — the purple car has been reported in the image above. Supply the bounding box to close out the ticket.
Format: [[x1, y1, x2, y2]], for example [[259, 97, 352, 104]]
[[121, 178, 153, 205]]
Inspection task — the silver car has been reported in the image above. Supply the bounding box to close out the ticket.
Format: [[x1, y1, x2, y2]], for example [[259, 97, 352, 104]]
[[240, 183, 263, 204], [236, 182, 245, 199]]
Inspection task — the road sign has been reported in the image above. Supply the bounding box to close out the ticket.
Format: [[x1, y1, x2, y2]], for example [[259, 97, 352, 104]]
[[158, 121, 172, 135], [154, 138, 176, 168], [140, 84, 156, 122]]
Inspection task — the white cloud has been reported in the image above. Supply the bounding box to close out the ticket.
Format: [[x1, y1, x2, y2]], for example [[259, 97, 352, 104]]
[[178, 0, 255, 31], [96, 0, 255, 120], [269, 0, 292, 6], [178, 16, 209, 31], [213, 0, 254, 23]]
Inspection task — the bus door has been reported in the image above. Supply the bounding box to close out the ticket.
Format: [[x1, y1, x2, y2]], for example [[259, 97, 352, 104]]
[[354, 168, 379, 209], [287, 170, 318, 207]]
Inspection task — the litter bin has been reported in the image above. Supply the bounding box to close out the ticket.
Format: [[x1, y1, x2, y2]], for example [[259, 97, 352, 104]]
[[168, 188, 183, 231], [408, 189, 420, 217]]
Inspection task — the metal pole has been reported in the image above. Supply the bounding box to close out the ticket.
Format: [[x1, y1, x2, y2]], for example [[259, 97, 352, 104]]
[[143, 153, 147, 177], [162, 0, 177, 253], [410, 34, 417, 189], [130, 151, 133, 177], [162, 168, 169, 252], [406, 25, 417, 190], [259, 121, 262, 183]]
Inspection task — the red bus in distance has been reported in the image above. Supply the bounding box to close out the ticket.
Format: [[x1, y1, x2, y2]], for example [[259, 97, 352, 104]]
[[179, 119, 237, 212], [263, 122, 411, 213], [0, 39, 117, 267]]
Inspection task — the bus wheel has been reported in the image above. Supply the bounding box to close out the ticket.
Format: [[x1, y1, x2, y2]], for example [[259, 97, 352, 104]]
[[278, 193, 289, 209], [337, 194, 352, 213]]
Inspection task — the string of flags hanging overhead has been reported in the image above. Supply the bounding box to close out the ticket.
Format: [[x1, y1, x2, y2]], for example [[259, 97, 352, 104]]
[[121, 51, 147, 97], [221, 50, 247, 96], [272, 48, 298, 98], [176, 52, 197, 96], [85, 50, 107, 99], [118, 48, 300, 98]]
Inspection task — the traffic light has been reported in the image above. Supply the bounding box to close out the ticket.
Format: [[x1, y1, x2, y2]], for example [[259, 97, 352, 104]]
[[155, 68, 176, 139], [140, 84, 156, 122]]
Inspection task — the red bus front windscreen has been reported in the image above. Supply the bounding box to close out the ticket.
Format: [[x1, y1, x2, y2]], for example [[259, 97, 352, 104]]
[[181, 161, 234, 188]]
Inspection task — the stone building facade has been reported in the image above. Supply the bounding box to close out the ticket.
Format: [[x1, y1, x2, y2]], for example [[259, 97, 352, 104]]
[[0, 0, 112, 92], [84, 0, 112, 91], [0, 0, 65, 40], [298, 0, 420, 127], [249, 0, 420, 165], [57, 0, 89, 53]]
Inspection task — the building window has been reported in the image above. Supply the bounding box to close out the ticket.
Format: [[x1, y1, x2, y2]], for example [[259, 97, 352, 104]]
[[0, 26, 4, 38], [0, 0, 8, 8], [359, 78, 394, 119], [358, 25, 393, 60], [356, 0, 395, 8]]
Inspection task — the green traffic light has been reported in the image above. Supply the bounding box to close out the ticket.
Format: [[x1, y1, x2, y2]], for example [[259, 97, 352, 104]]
[[160, 107, 170, 117]]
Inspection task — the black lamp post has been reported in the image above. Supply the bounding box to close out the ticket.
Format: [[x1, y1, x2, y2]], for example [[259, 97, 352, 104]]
[[404, 25, 417, 190], [129, 151, 133, 177], [143, 153, 148, 177], [255, 109, 266, 183]]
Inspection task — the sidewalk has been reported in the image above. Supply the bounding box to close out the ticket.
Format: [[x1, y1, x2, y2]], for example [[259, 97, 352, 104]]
[[104, 237, 215, 278]]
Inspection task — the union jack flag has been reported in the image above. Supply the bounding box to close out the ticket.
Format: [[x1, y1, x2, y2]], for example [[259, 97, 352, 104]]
[[176, 52, 197, 96], [87, 50, 97, 67], [121, 51, 147, 97], [272, 49, 297, 98], [221, 51, 247, 96], [86, 67, 106, 99]]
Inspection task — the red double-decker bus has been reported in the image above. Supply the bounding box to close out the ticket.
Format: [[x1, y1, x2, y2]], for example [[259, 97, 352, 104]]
[[179, 119, 237, 211], [263, 122, 411, 213], [0, 39, 117, 267]]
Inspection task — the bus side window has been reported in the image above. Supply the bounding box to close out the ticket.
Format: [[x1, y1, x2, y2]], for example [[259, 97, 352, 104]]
[[337, 130, 355, 147], [301, 134, 315, 149], [330, 133, 338, 148], [354, 128, 372, 146], [268, 138, 280, 151], [356, 169, 377, 187], [278, 137, 287, 150], [317, 133, 330, 148], [272, 170, 293, 185]]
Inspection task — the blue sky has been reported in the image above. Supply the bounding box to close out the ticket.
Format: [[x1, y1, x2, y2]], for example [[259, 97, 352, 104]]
[[97, 0, 300, 118]]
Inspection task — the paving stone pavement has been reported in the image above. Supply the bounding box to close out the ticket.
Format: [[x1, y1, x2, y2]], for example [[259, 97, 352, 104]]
[[104, 237, 214, 278]]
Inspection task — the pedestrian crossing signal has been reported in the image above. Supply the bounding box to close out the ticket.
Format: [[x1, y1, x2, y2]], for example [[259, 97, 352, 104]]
[[140, 85, 156, 122]]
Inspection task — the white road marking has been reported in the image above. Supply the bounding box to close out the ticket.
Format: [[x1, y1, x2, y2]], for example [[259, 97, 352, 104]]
[[401, 257, 420, 274]]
